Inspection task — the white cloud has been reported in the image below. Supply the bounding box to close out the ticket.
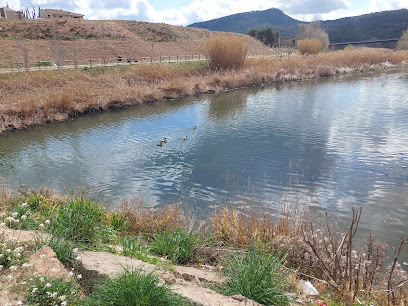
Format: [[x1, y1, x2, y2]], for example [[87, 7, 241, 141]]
[[7, 0, 408, 25]]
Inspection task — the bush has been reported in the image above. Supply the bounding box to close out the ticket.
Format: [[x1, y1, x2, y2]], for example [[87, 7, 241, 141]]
[[50, 199, 110, 245], [151, 228, 200, 265], [298, 21, 329, 51], [219, 246, 289, 305], [398, 28, 408, 50], [298, 39, 322, 55], [82, 268, 190, 306], [205, 34, 248, 71]]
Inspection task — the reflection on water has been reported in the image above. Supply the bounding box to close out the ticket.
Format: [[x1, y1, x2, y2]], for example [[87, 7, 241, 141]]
[[0, 68, 407, 262]]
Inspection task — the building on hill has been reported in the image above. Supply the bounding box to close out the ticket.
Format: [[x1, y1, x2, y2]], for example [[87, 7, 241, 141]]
[[0, 6, 19, 19], [39, 8, 84, 19]]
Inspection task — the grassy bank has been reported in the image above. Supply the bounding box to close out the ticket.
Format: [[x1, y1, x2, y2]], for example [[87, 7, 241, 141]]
[[1, 188, 407, 305], [1, 48, 407, 134]]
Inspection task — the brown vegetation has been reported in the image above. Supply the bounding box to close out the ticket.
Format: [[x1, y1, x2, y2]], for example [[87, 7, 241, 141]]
[[298, 21, 329, 51], [0, 48, 407, 133], [398, 28, 408, 50], [0, 19, 271, 64], [297, 38, 322, 55], [205, 34, 248, 70]]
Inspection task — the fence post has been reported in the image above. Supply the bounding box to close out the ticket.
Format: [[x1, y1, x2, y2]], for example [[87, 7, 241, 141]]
[[151, 57, 152, 64], [169, 56, 170, 63], [90, 59, 92, 67], [177, 55, 178, 62]]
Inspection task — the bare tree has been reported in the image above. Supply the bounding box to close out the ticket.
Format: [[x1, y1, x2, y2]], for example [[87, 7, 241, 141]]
[[51, 28, 64, 71], [15, 39, 30, 72], [398, 28, 408, 50], [298, 20, 329, 51], [100, 22, 108, 65]]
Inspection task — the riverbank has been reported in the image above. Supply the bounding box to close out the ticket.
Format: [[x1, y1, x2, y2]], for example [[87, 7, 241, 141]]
[[1, 188, 407, 305], [1, 47, 407, 134]]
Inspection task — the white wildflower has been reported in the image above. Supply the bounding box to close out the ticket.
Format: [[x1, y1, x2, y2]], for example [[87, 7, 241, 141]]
[[15, 253, 21, 258], [45, 283, 51, 288], [6, 275, 13, 280], [11, 212, 18, 218], [45, 220, 50, 225], [50, 292, 57, 298], [21, 203, 28, 207], [39, 277, 45, 282], [20, 281, 27, 285], [5, 217, 14, 222], [32, 287, 37, 293], [0, 212, 5, 217], [61, 301, 67, 306], [68, 271, 74, 277], [58, 295, 66, 301], [75, 256, 81, 261], [21, 215, 27, 220], [16, 301, 23, 305], [5, 249, 12, 253], [40, 254, 46, 258], [77, 274, 82, 279], [9, 265, 17, 271], [0, 265, 3, 270], [51, 268, 56, 272], [39, 224, 44, 228], [72, 248, 79, 254]]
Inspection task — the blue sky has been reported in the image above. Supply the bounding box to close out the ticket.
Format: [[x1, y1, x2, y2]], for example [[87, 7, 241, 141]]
[[4, 0, 407, 25]]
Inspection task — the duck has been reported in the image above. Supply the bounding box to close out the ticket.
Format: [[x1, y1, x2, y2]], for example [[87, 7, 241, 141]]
[[162, 137, 167, 143], [183, 136, 188, 141], [193, 126, 197, 129], [156, 142, 163, 147]]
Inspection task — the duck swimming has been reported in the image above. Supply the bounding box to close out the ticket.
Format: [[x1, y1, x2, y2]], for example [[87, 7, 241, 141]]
[[162, 138, 167, 143], [156, 142, 163, 147], [183, 136, 188, 140]]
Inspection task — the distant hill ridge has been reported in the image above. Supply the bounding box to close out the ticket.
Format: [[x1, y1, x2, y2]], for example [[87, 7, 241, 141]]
[[188, 8, 408, 43]]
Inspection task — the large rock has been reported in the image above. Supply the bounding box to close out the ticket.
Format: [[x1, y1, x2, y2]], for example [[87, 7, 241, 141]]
[[0, 225, 51, 244], [79, 251, 261, 306], [171, 282, 262, 306], [29, 245, 68, 278]]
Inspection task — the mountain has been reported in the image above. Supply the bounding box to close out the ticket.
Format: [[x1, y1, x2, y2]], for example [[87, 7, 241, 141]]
[[188, 8, 302, 38], [188, 8, 408, 43], [322, 9, 408, 43]]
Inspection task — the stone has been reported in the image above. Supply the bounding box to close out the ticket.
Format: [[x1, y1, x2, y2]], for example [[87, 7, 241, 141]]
[[29, 245, 68, 278], [174, 265, 225, 284]]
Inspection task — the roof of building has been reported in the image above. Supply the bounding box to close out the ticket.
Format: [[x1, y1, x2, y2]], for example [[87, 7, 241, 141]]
[[40, 8, 84, 17]]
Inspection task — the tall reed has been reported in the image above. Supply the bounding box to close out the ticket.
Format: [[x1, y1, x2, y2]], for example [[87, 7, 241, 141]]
[[204, 34, 248, 71], [297, 38, 322, 54]]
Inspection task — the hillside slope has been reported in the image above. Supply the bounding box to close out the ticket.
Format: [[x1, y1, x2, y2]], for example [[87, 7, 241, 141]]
[[188, 8, 408, 43], [0, 19, 273, 64], [189, 8, 302, 38]]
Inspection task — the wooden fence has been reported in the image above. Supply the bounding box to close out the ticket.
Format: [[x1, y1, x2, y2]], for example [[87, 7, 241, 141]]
[[0, 54, 208, 73]]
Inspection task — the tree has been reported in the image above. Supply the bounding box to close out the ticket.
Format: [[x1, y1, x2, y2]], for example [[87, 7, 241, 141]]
[[398, 28, 408, 50], [248, 27, 280, 47], [298, 21, 329, 51]]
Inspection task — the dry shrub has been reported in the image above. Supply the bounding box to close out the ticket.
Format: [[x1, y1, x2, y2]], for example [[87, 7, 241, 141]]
[[120, 196, 185, 235], [297, 39, 322, 55], [398, 28, 408, 50], [205, 34, 248, 71]]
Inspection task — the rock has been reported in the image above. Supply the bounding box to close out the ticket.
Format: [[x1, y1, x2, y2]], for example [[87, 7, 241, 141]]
[[174, 265, 225, 284], [79, 251, 159, 280], [29, 246, 68, 278], [0, 226, 51, 244], [171, 282, 262, 306], [181, 272, 201, 285]]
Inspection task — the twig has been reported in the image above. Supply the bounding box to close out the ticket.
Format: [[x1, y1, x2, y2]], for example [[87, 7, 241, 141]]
[[374, 278, 408, 305]]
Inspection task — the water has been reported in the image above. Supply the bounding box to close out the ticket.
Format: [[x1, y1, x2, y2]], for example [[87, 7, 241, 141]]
[[1, 68, 407, 260]]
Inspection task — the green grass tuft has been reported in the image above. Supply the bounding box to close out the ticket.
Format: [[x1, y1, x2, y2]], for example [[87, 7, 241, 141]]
[[151, 228, 200, 265], [82, 268, 191, 305], [219, 245, 289, 305]]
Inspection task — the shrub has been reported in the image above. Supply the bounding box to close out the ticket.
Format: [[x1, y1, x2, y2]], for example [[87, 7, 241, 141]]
[[298, 39, 322, 55], [50, 199, 110, 245], [398, 28, 408, 50], [151, 228, 200, 265], [82, 268, 190, 305], [298, 21, 329, 51], [219, 245, 289, 305], [204, 34, 248, 71]]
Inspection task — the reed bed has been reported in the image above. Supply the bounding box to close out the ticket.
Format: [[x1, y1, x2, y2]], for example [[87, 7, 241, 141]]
[[297, 38, 322, 55], [0, 48, 407, 134]]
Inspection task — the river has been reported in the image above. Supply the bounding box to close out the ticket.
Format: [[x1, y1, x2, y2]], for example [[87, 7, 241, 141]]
[[1, 68, 407, 261]]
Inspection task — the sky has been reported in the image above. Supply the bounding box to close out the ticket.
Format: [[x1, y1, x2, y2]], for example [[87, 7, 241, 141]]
[[3, 0, 407, 25]]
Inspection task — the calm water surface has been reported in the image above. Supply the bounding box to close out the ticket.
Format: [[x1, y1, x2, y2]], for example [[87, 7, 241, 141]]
[[1, 69, 407, 260]]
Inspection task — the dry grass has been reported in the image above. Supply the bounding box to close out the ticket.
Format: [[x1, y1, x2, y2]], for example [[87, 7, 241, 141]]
[[0, 48, 407, 133], [297, 39, 323, 55], [204, 34, 248, 71], [119, 196, 185, 235]]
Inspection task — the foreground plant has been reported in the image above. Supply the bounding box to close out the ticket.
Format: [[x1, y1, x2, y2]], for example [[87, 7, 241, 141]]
[[219, 245, 289, 305], [25, 273, 81, 306], [151, 228, 200, 265], [82, 268, 190, 305]]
